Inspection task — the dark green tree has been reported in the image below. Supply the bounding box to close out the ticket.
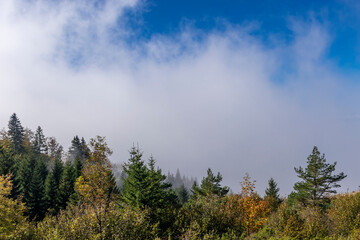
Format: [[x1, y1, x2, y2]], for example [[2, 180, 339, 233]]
[[121, 146, 148, 208], [27, 158, 48, 220], [45, 158, 63, 214], [292, 146, 346, 207], [192, 168, 229, 197], [58, 161, 76, 208], [264, 177, 281, 211], [33, 126, 47, 154], [0, 145, 15, 175], [17, 154, 36, 202], [175, 184, 189, 204], [7, 113, 24, 153], [121, 147, 177, 209]]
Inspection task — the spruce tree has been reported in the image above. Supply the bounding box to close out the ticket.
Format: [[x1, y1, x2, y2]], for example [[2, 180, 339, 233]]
[[33, 126, 47, 154], [69, 136, 82, 161], [264, 177, 281, 210], [292, 146, 346, 207], [7, 113, 24, 153], [45, 158, 63, 214], [175, 184, 189, 204], [59, 161, 76, 209], [121, 146, 148, 208], [192, 168, 229, 197], [27, 158, 48, 220]]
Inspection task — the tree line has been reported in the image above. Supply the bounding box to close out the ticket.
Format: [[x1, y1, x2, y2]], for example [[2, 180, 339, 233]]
[[0, 113, 358, 240]]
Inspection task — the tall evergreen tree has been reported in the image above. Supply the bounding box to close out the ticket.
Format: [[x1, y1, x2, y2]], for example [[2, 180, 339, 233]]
[[47, 137, 63, 161], [175, 184, 189, 204], [121, 146, 148, 208], [192, 168, 229, 197], [59, 161, 76, 209], [292, 146, 346, 207], [27, 158, 48, 220], [7, 113, 24, 153], [121, 147, 176, 209], [33, 126, 47, 154], [17, 154, 36, 203], [264, 177, 281, 211], [45, 158, 63, 214], [69, 136, 81, 161]]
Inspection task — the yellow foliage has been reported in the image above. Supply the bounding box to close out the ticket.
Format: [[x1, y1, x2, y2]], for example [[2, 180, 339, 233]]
[[0, 174, 30, 239], [224, 173, 270, 235]]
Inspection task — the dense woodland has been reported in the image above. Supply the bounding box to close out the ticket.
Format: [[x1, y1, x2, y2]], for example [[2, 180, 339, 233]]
[[1, 113, 360, 239]]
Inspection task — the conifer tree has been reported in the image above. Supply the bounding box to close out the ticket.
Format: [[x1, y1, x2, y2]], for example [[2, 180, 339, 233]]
[[17, 154, 36, 203], [264, 177, 281, 210], [121, 146, 148, 207], [33, 126, 47, 154], [27, 158, 48, 220], [59, 161, 76, 209], [69, 136, 81, 161], [7, 113, 24, 153], [175, 184, 189, 204], [45, 158, 63, 214], [292, 146, 346, 207], [47, 137, 63, 160], [192, 168, 229, 197]]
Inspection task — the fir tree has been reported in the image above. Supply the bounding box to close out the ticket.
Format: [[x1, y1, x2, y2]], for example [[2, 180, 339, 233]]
[[192, 168, 229, 197], [264, 177, 281, 210], [33, 126, 48, 154], [27, 158, 48, 220], [7, 113, 24, 153], [175, 184, 189, 204], [45, 158, 63, 214], [59, 161, 76, 209], [121, 146, 148, 208], [292, 146, 346, 207]]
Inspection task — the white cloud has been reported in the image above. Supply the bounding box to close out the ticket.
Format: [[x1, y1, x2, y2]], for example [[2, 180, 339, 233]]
[[0, 0, 359, 194]]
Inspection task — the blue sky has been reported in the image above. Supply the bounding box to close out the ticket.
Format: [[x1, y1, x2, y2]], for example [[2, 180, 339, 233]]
[[1, 0, 360, 194], [121, 0, 360, 70]]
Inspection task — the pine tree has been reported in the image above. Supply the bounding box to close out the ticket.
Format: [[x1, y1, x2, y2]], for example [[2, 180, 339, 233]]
[[59, 161, 76, 209], [264, 177, 281, 210], [121, 146, 148, 208], [27, 158, 48, 220], [7, 113, 24, 153], [69, 136, 82, 161], [17, 154, 36, 203], [192, 168, 229, 197], [47, 137, 63, 160], [175, 184, 189, 204], [80, 137, 90, 161], [33, 126, 48, 154], [45, 158, 63, 214], [292, 146, 346, 207], [0, 144, 15, 175]]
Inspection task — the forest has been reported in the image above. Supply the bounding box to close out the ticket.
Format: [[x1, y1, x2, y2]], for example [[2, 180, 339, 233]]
[[1, 113, 360, 239]]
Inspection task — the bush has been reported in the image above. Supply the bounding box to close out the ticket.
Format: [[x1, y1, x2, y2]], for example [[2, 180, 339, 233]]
[[36, 203, 158, 239], [328, 193, 360, 237]]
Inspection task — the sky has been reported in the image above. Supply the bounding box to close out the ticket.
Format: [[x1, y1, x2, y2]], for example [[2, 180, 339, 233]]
[[1, 0, 360, 195]]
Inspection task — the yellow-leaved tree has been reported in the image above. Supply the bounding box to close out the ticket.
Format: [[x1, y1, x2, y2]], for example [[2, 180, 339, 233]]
[[225, 173, 270, 235], [0, 174, 30, 239], [74, 136, 118, 237]]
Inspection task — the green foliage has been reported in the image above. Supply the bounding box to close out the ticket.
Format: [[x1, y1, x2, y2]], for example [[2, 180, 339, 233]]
[[328, 193, 360, 237], [293, 146, 346, 208], [33, 126, 47, 154], [191, 168, 229, 198], [175, 184, 189, 205], [59, 161, 77, 208], [27, 158, 48, 221], [36, 203, 158, 240], [7, 113, 24, 154], [45, 158, 64, 215], [265, 177, 281, 211]]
